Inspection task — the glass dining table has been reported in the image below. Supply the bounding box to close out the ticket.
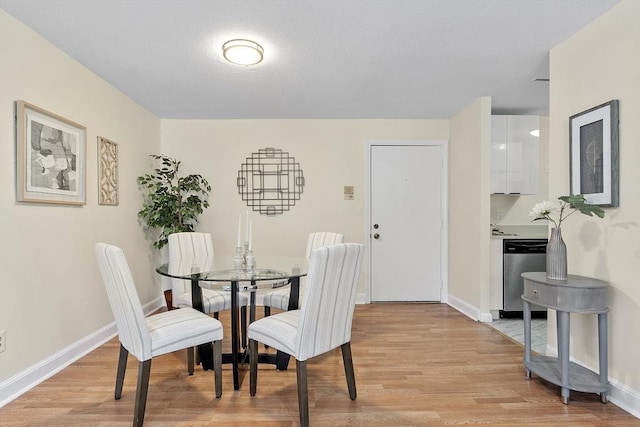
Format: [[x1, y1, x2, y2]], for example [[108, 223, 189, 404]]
[[156, 255, 308, 390]]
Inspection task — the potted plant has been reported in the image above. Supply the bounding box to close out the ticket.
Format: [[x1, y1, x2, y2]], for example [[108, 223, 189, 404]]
[[529, 194, 605, 280], [137, 154, 211, 249]]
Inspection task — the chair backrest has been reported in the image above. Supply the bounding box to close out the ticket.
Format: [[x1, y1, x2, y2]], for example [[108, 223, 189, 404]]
[[296, 243, 364, 361], [305, 232, 344, 259], [95, 243, 151, 361], [167, 232, 214, 297]]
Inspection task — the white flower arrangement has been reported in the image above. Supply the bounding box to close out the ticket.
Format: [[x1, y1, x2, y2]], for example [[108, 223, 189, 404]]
[[529, 195, 605, 228]]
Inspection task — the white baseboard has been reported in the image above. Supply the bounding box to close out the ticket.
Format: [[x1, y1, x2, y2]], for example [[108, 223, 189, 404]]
[[447, 294, 480, 321], [0, 296, 164, 408], [608, 378, 640, 418], [356, 292, 367, 304], [447, 295, 493, 323], [478, 312, 494, 323]]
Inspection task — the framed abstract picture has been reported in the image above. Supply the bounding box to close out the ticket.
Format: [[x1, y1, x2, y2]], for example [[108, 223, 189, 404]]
[[569, 100, 619, 207], [16, 101, 87, 205]]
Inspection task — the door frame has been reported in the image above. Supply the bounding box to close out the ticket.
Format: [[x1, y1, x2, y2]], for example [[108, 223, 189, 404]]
[[365, 139, 449, 304]]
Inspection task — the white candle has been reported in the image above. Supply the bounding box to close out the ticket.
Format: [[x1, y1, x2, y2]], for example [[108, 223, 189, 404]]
[[248, 218, 252, 251], [245, 210, 249, 243], [236, 214, 242, 247]]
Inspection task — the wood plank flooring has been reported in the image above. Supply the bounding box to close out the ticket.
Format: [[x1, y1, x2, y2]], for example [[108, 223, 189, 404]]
[[1, 304, 636, 426]]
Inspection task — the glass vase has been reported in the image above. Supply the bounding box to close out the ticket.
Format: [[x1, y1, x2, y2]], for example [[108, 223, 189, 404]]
[[546, 227, 567, 280]]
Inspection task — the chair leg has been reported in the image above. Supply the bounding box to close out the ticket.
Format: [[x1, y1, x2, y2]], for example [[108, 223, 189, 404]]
[[341, 342, 357, 400], [296, 359, 309, 427], [249, 339, 258, 396], [241, 306, 248, 348], [187, 347, 194, 375], [163, 289, 174, 310], [213, 340, 223, 398], [115, 344, 128, 400], [134, 359, 152, 427], [263, 307, 271, 349]]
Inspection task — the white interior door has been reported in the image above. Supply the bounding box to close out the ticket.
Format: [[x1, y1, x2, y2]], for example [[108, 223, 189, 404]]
[[370, 143, 443, 302]]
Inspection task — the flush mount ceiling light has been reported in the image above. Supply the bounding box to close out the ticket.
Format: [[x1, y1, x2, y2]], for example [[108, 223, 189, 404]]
[[222, 39, 264, 65]]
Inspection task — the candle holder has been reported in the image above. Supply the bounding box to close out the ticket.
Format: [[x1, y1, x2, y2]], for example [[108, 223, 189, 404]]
[[245, 250, 255, 272], [233, 246, 244, 270], [243, 241, 250, 267]]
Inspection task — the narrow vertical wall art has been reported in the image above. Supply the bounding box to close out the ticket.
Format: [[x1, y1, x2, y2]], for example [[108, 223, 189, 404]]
[[98, 136, 118, 205]]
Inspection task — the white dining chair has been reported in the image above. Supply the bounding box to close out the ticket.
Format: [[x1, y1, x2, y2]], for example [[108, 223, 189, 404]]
[[262, 232, 344, 316], [95, 243, 223, 427], [248, 243, 364, 427], [168, 232, 249, 345]]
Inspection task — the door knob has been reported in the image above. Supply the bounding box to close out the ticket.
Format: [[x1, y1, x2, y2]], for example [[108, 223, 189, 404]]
[[373, 233, 380, 239]]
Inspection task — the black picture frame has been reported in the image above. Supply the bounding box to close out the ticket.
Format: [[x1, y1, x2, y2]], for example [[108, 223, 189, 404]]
[[569, 100, 619, 207]]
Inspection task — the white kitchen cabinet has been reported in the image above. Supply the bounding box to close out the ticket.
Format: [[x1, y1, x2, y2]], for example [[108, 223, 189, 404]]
[[491, 115, 539, 195]]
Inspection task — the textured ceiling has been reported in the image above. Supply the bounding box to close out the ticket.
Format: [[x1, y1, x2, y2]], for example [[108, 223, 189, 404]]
[[0, 0, 620, 119]]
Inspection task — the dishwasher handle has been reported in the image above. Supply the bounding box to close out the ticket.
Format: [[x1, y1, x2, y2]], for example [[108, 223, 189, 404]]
[[504, 240, 547, 253]]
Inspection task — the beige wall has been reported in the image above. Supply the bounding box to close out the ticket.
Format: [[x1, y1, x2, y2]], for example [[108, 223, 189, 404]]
[[448, 97, 492, 319], [161, 119, 449, 297], [549, 0, 640, 401], [0, 11, 161, 384]]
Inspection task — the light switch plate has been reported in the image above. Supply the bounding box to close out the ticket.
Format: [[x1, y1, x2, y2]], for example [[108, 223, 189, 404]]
[[344, 186, 354, 200]]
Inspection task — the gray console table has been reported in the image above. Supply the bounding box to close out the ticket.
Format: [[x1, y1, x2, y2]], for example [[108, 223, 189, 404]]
[[521, 272, 610, 404]]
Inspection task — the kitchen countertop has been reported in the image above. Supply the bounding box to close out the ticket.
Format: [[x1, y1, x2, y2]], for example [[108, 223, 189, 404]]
[[490, 224, 548, 239]]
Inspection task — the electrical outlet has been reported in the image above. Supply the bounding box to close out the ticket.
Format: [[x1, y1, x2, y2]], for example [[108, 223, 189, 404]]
[[494, 210, 504, 220], [0, 330, 5, 353]]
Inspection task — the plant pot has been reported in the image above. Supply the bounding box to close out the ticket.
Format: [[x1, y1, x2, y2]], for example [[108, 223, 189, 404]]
[[546, 227, 567, 280]]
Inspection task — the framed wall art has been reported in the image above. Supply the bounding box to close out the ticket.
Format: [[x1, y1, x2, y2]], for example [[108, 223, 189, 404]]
[[569, 100, 619, 207], [16, 101, 87, 205], [98, 136, 119, 205]]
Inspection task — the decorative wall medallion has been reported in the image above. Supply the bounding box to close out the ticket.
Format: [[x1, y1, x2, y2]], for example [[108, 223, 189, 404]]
[[98, 136, 118, 205], [237, 147, 304, 215]]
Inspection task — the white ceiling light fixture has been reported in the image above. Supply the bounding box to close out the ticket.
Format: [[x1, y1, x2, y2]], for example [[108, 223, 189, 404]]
[[530, 129, 540, 137], [222, 39, 264, 65]]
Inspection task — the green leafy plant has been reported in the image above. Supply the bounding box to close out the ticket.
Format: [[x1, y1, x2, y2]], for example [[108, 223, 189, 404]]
[[137, 154, 211, 249], [529, 194, 605, 228]]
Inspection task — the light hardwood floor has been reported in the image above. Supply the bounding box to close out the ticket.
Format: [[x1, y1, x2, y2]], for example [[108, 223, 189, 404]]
[[1, 304, 636, 426]]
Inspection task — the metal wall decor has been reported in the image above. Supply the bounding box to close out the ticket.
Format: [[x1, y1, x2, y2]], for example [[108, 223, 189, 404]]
[[237, 147, 304, 215]]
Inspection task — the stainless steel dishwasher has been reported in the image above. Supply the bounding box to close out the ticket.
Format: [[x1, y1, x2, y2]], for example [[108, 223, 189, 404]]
[[501, 239, 547, 318]]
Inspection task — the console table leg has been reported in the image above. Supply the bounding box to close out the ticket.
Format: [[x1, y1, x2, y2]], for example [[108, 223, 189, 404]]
[[523, 300, 532, 379], [598, 312, 609, 403], [558, 310, 571, 404]]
